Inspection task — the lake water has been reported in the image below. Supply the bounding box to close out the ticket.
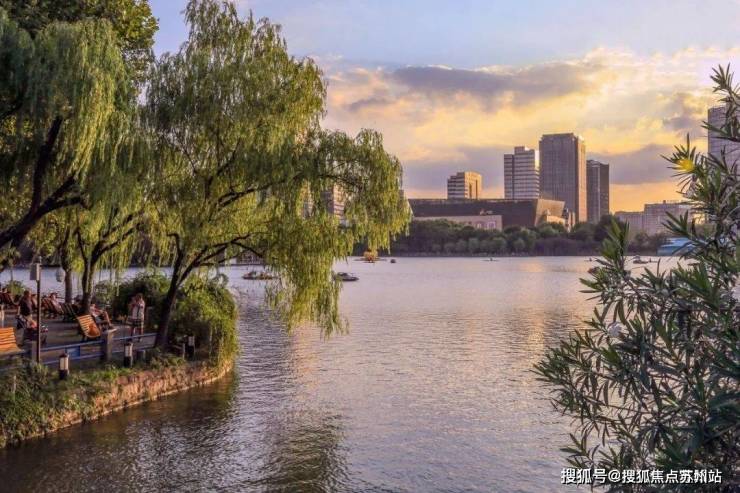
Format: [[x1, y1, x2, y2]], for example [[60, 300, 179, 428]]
[[1, 257, 610, 492]]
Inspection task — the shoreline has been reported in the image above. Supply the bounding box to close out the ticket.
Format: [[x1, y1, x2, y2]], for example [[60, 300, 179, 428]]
[[0, 358, 233, 449]]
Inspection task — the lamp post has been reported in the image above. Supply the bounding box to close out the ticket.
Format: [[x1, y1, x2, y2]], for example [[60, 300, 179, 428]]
[[29, 261, 42, 362], [124, 341, 133, 368], [59, 352, 69, 380]]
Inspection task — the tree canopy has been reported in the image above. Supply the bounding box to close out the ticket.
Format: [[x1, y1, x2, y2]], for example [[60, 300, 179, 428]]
[[145, 0, 408, 346], [0, 0, 157, 82], [0, 9, 134, 265]]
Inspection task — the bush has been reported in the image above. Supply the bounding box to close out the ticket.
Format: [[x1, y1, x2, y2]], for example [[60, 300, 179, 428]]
[[170, 274, 237, 366], [110, 271, 169, 318], [4, 280, 25, 297], [92, 280, 116, 307], [535, 67, 739, 486]]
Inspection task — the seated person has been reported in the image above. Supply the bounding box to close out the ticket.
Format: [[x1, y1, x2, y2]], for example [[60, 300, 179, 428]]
[[90, 304, 113, 330], [48, 292, 64, 313]]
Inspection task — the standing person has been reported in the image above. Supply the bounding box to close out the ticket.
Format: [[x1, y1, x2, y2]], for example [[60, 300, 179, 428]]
[[128, 293, 146, 336], [19, 290, 36, 327]]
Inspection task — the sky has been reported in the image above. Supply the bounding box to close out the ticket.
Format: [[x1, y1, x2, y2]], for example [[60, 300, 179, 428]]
[[150, 0, 740, 211]]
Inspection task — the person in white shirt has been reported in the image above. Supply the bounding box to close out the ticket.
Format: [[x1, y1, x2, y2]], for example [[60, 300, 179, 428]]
[[128, 293, 146, 336]]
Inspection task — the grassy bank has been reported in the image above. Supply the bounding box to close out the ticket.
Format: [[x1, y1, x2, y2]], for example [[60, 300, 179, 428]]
[[0, 355, 233, 448]]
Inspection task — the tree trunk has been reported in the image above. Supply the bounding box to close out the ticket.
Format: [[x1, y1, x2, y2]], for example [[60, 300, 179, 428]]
[[156, 276, 179, 349], [59, 235, 75, 303], [64, 272, 74, 304], [79, 259, 93, 315]]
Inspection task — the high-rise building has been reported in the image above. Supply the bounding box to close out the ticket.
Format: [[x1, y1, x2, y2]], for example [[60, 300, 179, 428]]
[[586, 159, 610, 223], [447, 171, 482, 199], [708, 105, 740, 167], [504, 146, 540, 199], [539, 133, 587, 222]]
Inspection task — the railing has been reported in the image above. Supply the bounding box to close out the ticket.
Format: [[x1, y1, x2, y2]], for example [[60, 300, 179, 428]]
[[0, 327, 158, 371]]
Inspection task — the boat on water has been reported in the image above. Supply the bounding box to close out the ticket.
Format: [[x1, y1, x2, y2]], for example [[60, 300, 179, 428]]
[[632, 256, 651, 265], [657, 237, 693, 256], [242, 270, 276, 280], [334, 272, 359, 282]]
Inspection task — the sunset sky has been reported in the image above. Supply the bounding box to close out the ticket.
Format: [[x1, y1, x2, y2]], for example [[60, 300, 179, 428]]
[[150, 0, 740, 211]]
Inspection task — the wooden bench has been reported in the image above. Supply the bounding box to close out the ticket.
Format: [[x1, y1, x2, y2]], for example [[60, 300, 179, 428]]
[[0, 292, 17, 306], [62, 303, 78, 322], [76, 315, 102, 341], [0, 327, 23, 357]]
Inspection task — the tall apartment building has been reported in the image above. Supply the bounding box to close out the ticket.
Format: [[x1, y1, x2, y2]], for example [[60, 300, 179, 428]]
[[586, 159, 610, 223], [447, 171, 482, 199], [708, 105, 740, 167], [539, 133, 587, 222], [504, 146, 540, 199]]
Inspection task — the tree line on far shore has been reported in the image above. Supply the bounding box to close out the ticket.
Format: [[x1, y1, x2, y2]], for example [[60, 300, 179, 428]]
[[384, 215, 674, 256]]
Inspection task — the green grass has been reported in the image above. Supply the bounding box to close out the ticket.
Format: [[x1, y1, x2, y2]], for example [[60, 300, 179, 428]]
[[0, 353, 185, 448]]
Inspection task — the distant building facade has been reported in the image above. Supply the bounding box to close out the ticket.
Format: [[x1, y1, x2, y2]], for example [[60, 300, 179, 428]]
[[615, 201, 697, 236], [708, 105, 740, 167], [409, 198, 565, 230], [539, 133, 587, 223], [614, 211, 644, 235], [321, 185, 345, 219], [504, 146, 540, 199], [447, 171, 482, 199], [586, 160, 610, 223]]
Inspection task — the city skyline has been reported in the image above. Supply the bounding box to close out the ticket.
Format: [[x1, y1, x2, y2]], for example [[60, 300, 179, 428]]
[[149, 0, 740, 211]]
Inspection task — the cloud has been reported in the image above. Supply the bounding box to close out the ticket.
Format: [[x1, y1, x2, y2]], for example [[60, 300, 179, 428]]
[[390, 61, 602, 107], [321, 46, 740, 211], [403, 145, 508, 198], [590, 144, 676, 185]]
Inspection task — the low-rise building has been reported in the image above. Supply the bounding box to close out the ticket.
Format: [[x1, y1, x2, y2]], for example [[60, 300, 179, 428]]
[[615, 201, 698, 236], [408, 198, 565, 230]]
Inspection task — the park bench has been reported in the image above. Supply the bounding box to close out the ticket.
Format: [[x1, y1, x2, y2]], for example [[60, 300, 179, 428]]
[[0, 327, 23, 357], [62, 303, 78, 322], [76, 315, 102, 341], [1, 292, 17, 306], [43, 298, 65, 317]]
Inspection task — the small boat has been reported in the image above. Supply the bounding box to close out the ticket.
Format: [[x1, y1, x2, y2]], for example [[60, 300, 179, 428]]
[[242, 270, 276, 280], [657, 237, 693, 256], [334, 272, 359, 282], [483, 258, 497, 262], [632, 256, 651, 265]]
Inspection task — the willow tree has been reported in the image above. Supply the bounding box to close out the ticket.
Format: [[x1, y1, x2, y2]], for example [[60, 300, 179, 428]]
[[0, 10, 133, 265], [535, 66, 738, 489], [146, 0, 409, 348], [72, 123, 153, 314], [0, 0, 157, 83]]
